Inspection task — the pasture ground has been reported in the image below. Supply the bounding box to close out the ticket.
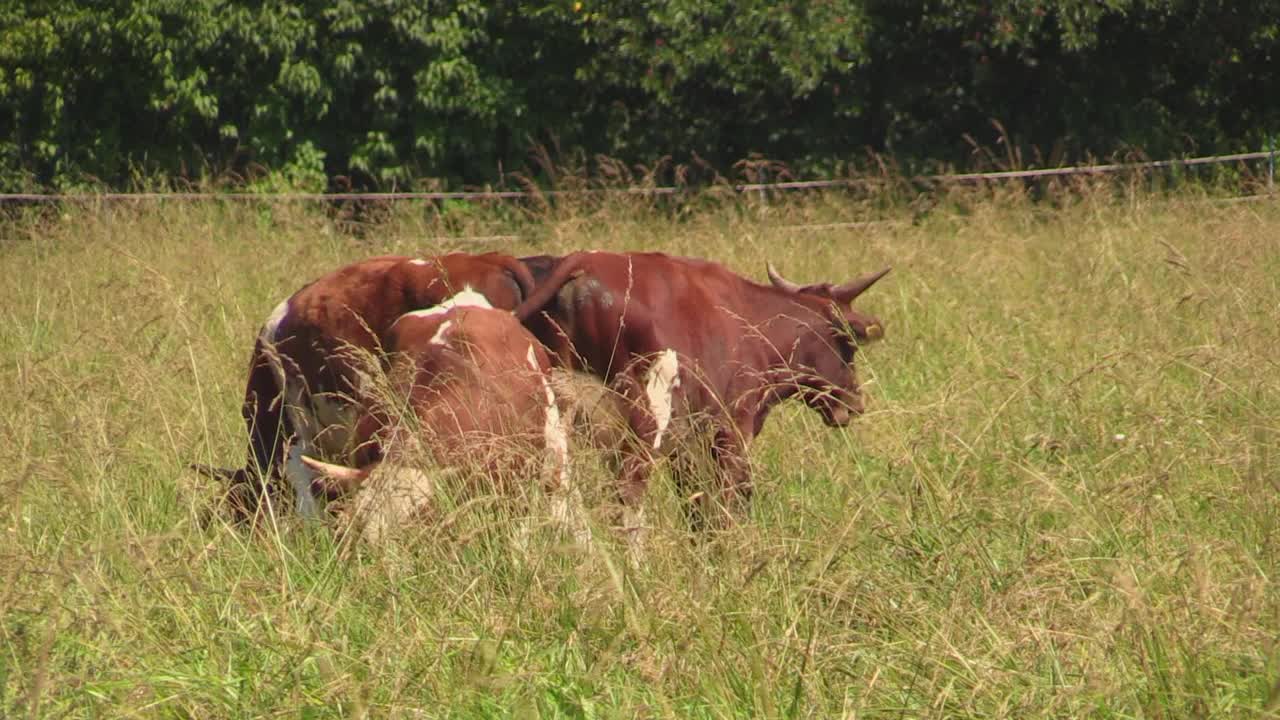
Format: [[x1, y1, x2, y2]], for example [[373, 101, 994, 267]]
[[2, 183, 1278, 717]]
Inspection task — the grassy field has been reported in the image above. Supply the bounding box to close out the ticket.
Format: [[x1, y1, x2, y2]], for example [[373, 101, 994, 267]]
[[2, 184, 1278, 718]]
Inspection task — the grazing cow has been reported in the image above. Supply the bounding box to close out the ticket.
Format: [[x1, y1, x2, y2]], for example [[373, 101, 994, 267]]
[[510, 251, 889, 544], [195, 252, 538, 520], [297, 292, 582, 544]]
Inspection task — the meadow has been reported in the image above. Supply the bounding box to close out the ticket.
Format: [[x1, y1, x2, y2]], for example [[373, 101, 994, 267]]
[[1, 181, 1278, 717]]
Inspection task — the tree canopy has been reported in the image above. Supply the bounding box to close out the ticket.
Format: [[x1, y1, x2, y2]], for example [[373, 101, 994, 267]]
[[1, 0, 1276, 190]]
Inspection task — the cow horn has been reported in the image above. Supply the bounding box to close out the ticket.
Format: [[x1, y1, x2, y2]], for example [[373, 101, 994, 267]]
[[832, 267, 892, 303], [766, 263, 804, 293], [300, 455, 368, 484]]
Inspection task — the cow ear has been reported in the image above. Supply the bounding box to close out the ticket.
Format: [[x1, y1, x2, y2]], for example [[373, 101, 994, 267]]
[[857, 319, 885, 341], [827, 305, 885, 342]]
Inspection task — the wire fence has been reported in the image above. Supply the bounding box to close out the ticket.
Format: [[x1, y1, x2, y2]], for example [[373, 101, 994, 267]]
[[0, 148, 1275, 203]]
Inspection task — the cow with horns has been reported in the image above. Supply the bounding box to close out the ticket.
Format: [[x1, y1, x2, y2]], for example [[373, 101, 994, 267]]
[[512, 251, 891, 549], [194, 252, 539, 521]]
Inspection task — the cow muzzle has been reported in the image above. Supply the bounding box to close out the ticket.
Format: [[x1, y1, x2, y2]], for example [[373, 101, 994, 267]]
[[824, 406, 852, 427], [821, 393, 864, 427]]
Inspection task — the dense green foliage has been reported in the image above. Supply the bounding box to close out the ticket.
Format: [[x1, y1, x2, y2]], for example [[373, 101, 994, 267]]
[[2, 0, 1278, 189]]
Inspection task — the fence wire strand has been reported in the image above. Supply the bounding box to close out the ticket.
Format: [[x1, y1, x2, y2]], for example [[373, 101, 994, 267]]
[[1, 150, 1274, 203]]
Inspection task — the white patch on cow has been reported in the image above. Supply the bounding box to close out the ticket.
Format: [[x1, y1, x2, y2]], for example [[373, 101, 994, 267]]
[[268, 362, 321, 519], [402, 286, 493, 319], [428, 320, 454, 346], [260, 298, 290, 342], [533, 357, 567, 451], [285, 441, 321, 519], [537, 371, 570, 487], [274, 374, 357, 520], [409, 258, 429, 266], [528, 345, 590, 546], [644, 349, 681, 450], [344, 466, 436, 544]]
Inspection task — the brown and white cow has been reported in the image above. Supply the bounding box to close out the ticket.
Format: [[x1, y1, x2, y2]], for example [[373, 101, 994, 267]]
[[196, 252, 538, 521], [297, 292, 583, 543], [511, 251, 890, 543]]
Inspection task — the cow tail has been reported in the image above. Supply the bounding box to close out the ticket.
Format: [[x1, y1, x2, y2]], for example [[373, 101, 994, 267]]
[[494, 254, 539, 303], [512, 252, 588, 322]]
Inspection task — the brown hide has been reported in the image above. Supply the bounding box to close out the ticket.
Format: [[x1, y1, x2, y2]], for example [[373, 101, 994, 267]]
[[370, 305, 553, 470], [212, 253, 537, 520], [307, 305, 560, 525], [513, 251, 889, 522], [267, 253, 535, 414]]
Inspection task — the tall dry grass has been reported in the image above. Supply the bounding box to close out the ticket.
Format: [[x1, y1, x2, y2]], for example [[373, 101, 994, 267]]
[[1, 181, 1278, 717]]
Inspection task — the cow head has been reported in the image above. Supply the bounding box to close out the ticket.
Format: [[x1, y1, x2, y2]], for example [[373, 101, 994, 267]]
[[302, 454, 455, 544], [767, 263, 891, 427]]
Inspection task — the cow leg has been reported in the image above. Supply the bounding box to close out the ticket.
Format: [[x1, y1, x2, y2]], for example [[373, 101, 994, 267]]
[[289, 393, 362, 520], [614, 350, 681, 562], [275, 372, 323, 520], [257, 329, 335, 521], [616, 445, 652, 562], [708, 423, 755, 526], [668, 423, 751, 533], [532, 349, 591, 547], [285, 433, 321, 518], [611, 385, 654, 559], [545, 444, 592, 538], [670, 443, 715, 533], [238, 342, 287, 518]]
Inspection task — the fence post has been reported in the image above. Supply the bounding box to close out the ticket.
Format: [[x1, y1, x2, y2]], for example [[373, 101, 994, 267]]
[[1269, 135, 1276, 192]]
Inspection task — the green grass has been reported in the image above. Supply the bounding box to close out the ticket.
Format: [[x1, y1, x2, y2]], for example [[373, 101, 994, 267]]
[[2, 186, 1279, 717]]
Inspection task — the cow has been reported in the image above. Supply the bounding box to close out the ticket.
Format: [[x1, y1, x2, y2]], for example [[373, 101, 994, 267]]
[[195, 252, 539, 521], [295, 291, 584, 544], [509, 251, 890, 549]]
